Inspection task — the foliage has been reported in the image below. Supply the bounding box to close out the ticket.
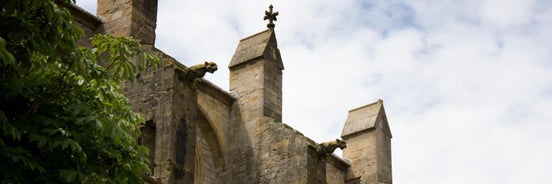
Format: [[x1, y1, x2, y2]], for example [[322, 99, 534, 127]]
[[0, 0, 159, 183]]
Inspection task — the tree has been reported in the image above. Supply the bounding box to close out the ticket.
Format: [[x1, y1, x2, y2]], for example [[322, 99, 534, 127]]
[[0, 0, 159, 183]]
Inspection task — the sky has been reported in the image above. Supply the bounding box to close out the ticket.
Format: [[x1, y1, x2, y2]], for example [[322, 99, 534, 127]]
[[76, 0, 552, 183]]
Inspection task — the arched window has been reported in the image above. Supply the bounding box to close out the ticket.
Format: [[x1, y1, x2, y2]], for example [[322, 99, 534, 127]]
[[139, 120, 156, 173]]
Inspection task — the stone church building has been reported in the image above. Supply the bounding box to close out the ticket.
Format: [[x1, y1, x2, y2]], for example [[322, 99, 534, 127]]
[[66, 0, 392, 183]]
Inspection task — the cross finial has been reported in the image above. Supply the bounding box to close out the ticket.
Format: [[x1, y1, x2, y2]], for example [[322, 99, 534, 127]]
[[264, 4, 279, 29]]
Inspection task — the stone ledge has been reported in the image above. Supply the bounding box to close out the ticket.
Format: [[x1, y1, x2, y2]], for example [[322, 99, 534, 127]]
[[279, 121, 316, 145], [197, 79, 235, 106], [64, 3, 103, 30], [142, 175, 161, 184], [327, 154, 351, 170]]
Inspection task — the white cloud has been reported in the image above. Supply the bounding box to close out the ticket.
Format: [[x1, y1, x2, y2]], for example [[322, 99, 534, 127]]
[[76, 0, 552, 183], [480, 0, 536, 28]]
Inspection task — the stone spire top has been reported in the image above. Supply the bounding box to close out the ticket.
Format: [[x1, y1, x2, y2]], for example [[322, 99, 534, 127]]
[[228, 29, 283, 70], [341, 99, 391, 138], [264, 4, 279, 29]]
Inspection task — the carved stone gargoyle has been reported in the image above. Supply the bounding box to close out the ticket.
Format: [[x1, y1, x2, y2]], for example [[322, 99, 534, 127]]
[[316, 139, 347, 156], [186, 61, 217, 79], [181, 61, 217, 87]]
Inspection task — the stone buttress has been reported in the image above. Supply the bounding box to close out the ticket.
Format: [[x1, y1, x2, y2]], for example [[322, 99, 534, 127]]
[[341, 100, 393, 184], [228, 29, 310, 183]]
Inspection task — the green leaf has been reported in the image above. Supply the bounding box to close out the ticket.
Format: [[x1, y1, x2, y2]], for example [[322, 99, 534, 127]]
[[61, 139, 70, 150], [60, 170, 78, 183], [0, 37, 16, 65], [1, 111, 21, 140], [0, 111, 7, 125]]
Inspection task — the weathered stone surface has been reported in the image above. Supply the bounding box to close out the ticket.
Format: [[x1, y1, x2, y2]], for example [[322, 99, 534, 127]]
[[342, 100, 392, 184], [326, 155, 350, 184], [122, 49, 198, 183], [229, 29, 284, 70], [342, 100, 392, 138], [97, 0, 158, 45], [230, 58, 283, 122]]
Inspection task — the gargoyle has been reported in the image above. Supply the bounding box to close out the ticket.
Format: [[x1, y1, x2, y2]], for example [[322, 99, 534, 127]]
[[316, 139, 347, 156], [186, 61, 218, 79], [182, 61, 217, 87]]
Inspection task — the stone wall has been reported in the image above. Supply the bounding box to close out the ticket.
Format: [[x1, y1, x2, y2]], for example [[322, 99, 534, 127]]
[[344, 131, 378, 183], [307, 146, 326, 184], [195, 116, 224, 184], [97, 0, 158, 45], [195, 80, 234, 183], [344, 127, 392, 184], [376, 124, 392, 183], [229, 48, 309, 182], [326, 162, 344, 184], [229, 59, 279, 122], [326, 155, 349, 184], [123, 49, 199, 183], [197, 81, 234, 168], [256, 119, 310, 183], [171, 67, 199, 184]]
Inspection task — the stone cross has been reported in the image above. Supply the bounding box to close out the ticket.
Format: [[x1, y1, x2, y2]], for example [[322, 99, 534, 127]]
[[264, 4, 279, 29]]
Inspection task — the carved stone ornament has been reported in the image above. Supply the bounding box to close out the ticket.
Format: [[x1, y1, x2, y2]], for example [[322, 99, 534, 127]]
[[316, 139, 347, 156]]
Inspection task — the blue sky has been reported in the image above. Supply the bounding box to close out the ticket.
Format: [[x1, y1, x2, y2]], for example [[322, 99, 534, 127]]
[[77, 0, 552, 183]]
